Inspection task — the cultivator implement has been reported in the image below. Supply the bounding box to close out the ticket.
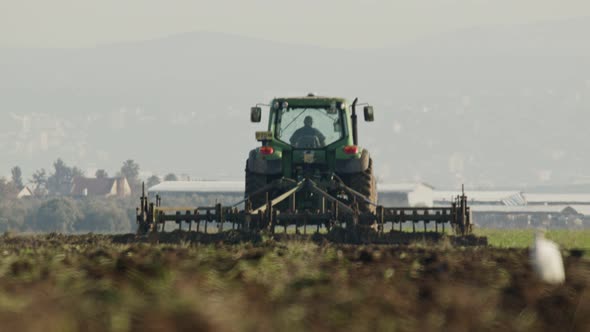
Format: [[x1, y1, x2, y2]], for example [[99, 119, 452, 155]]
[[136, 178, 473, 240]]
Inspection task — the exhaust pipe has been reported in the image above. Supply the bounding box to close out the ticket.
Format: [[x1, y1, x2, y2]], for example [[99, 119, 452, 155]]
[[351, 97, 358, 145]]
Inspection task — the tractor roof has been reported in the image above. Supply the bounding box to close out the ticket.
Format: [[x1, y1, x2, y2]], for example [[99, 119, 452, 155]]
[[273, 94, 347, 107]]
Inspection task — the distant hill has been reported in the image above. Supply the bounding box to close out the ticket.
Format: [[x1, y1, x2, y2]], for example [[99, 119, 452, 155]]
[[0, 18, 589, 188]]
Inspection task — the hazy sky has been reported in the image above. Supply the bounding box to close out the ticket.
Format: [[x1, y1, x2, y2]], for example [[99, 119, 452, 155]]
[[1, 0, 589, 48]]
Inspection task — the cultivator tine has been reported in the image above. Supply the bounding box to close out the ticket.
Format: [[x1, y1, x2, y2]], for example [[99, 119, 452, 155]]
[[377, 206, 384, 236], [265, 193, 272, 233], [290, 194, 296, 212], [316, 215, 321, 233], [208, 209, 213, 232], [186, 210, 192, 231], [157, 212, 161, 232], [216, 204, 224, 233]]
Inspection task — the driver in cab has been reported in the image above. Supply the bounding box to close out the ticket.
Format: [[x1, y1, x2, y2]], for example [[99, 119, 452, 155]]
[[290, 116, 326, 148]]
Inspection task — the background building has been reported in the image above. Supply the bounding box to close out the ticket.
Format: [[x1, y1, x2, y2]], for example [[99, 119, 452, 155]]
[[71, 177, 132, 197]]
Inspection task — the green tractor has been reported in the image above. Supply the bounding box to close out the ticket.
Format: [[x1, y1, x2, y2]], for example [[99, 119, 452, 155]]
[[245, 94, 377, 214]]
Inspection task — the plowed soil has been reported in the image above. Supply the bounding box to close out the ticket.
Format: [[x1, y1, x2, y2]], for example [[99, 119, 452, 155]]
[[0, 232, 588, 332]]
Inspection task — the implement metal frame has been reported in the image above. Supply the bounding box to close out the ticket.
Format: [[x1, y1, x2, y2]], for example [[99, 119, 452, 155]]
[[136, 180, 473, 236]]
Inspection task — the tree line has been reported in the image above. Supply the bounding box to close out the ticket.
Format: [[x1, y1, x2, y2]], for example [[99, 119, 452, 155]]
[[0, 196, 135, 233], [0, 158, 184, 199], [0, 193, 239, 234], [0, 158, 184, 233]]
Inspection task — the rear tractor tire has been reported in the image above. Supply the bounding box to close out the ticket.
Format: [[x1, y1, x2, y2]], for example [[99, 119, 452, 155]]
[[245, 169, 268, 211], [343, 158, 378, 213]]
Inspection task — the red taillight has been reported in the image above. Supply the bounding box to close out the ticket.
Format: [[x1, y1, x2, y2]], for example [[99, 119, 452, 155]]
[[260, 146, 274, 155], [343, 145, 359, 154]]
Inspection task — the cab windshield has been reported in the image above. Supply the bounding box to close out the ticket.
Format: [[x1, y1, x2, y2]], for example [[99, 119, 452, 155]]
[[275, 107, 344, 149]]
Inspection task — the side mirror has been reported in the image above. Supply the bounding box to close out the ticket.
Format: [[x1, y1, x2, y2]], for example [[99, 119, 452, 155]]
[[250, 107, 262, 123], [363, 106, 374, 122]]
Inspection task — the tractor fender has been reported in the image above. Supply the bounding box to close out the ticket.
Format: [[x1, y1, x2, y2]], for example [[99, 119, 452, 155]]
[[246, 149, 282, 175], [335, 149, 370, 174]]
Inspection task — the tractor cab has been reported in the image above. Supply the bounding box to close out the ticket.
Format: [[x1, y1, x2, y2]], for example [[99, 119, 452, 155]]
[[250, 94, 373, 161]]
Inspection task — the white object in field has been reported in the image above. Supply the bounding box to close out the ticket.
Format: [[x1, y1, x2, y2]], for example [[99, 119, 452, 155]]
[[529, 231, 565, 284]]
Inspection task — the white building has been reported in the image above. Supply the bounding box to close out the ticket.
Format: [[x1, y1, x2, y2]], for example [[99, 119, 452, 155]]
[[378, 183, 434, 207], [470, 204, 586, 228], [70, 177, 132, 197], [435, 190, 526, 206], [523, 193, 590, 206], [16, 186, 33, 199], [148, 181, 244, 195]]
